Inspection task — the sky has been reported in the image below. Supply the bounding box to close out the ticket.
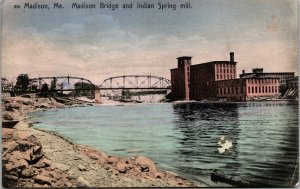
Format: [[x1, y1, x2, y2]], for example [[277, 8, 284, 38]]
[[2, 0, 298, 84]]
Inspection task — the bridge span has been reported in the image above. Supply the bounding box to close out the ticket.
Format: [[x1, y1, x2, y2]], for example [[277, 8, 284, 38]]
[[26, 75, 171, 91]]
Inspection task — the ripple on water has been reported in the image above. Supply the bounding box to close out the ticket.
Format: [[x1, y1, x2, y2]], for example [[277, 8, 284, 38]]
[[30, 101, 299, 187]]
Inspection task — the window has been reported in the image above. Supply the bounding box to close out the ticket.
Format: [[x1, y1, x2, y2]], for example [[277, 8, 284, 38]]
[[248, 86, 251, 93], [269, 86, 271, 93], [252, 86, 254, 93], [262, 86, 264, 93], [255, 86, 257, 93], [265, 86, 268, 93], [275, 86, 277, 93], [259, 86, 261, 93], [272, 86, 274, 93]]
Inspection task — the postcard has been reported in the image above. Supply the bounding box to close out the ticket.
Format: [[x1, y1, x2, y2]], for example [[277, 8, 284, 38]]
[[1, 0, 298, 188]]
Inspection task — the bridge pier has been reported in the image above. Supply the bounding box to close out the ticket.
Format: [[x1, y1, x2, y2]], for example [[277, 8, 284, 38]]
[[94, 89, 102, 103]]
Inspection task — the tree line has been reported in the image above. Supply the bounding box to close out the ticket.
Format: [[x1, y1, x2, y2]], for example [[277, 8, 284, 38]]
[[1, 74, 95, 97]]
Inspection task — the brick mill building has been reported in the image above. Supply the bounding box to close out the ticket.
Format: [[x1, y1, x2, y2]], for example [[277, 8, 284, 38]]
[[239, 68, 295, 93], [170, 52, 282, 101]]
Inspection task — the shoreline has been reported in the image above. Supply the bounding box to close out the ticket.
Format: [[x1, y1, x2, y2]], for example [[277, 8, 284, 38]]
[[2, 96, 207, 187]]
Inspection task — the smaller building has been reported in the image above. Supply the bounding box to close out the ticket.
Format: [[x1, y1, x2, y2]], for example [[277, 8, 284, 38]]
[[240, 68, 294, 93]]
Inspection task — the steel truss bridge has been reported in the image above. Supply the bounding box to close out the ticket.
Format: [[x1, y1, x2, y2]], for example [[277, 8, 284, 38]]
[[99, 75, 171, 90], [25, 75, 171, 92]]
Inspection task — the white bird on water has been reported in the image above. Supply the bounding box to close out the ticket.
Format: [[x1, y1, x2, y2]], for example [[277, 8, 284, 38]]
[[218, 136, 233, 154]]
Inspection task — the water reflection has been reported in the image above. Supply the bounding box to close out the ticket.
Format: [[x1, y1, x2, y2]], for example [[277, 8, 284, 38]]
[[172, 103, 241, 186], [172, 102, 298, 187]]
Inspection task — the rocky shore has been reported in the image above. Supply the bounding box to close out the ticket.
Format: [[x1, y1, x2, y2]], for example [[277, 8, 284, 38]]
[[2, 96, 206, 187]]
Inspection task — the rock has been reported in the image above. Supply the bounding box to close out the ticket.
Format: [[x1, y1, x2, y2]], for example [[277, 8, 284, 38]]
[[65, 182, 73, 187], [21, 150, 32, 161], [165, 170, 179, 177], [5, 105, 14, 111], [32, 159, 47, 168], [107, 157, 119, 165], [3, 174, 18, 181], [135, 157, 158, 174], [9, 157, 29, 171], [33, 183, 49, 187], [33, 145, 42, 153], [21, 167, 34, 177], [77, 176, 91, 187], [20, 94, 32, 99], [10, 102, 21, 109], [154, 172, 164, 179], [13, 131, 32, 140], [3, 163, 15, 172], [48, 171, 60, 180], [41, 158, 52, 166], [88, 153, 100, 160], [140, 165, 149, 172], [116, 162, 128, 173], [77, 164, 87, 171], [34, 175, 52, 185], [2, 141, 17, 151], [3, 113, 14, 120], [100, 152, 108, 160], [53, 163, 70, 172], [74, 155, 82, 160], [67, 174, 77, 180]]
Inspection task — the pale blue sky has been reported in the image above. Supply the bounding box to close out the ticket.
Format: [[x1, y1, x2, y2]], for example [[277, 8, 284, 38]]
[[2, 0, 298, 83]]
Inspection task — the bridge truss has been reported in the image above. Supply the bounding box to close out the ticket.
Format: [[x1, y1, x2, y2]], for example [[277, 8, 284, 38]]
[[99, 75, 171, 90]]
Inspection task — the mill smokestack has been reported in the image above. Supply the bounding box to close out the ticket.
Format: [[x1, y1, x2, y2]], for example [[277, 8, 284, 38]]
[[230, 52, 234, 62]]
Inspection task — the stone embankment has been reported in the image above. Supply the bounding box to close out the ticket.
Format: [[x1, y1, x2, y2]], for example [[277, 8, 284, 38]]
[[2, 96, 205, 187]]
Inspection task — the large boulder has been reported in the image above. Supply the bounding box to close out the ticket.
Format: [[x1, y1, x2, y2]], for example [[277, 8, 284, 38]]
[[135, 156, 158, 174]]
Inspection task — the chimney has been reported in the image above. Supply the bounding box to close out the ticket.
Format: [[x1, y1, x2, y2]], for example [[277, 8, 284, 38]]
[[242, 70, 245, 74], [230, 52, 234, 62]]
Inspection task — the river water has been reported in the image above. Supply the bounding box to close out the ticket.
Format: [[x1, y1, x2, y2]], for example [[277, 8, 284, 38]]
[[30, 101, 299, 187]]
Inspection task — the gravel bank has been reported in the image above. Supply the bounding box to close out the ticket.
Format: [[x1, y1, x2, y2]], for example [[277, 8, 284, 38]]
[[2, 96, 207, 187]]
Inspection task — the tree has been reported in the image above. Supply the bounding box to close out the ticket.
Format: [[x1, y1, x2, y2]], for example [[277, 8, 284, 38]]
[[50, 78, 58, 96], [1, 77, 13, 91], [39, 83, 50, 97], [15, 74, 30, 91], [74, 82, 95, 96], [121, 90, 134, 99]]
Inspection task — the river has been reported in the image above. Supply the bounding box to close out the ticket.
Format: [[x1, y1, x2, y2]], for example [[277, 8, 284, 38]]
[[29, 101, 299, 187]]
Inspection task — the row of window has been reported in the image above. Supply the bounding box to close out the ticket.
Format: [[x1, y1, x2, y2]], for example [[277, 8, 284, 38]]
[[247, 78, 278, 84], [218, 86, 243, 95], [216, 74, 235, 80], [215, 64, 235, 69], [216, 68, 236, 74], [248, 85, 277, 94]]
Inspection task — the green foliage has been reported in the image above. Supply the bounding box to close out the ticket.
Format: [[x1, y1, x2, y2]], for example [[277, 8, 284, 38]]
[[121, 90, 134, 99], [74, 82, 95, 96], [50, 78, 58, 96], [165, 92, 177, 101], [40, 83, 50, 97], [15, 74, 30, 91]]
